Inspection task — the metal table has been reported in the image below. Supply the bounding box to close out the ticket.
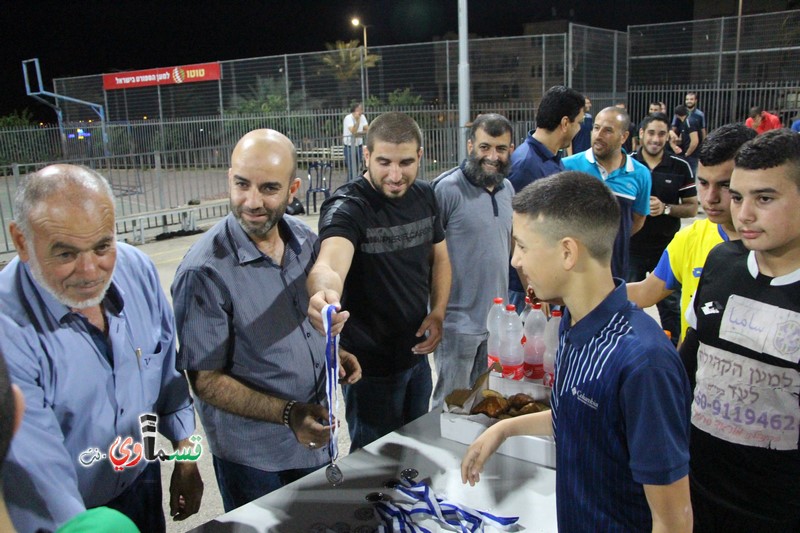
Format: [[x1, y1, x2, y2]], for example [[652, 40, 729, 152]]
[[190, 410, 557, 532]]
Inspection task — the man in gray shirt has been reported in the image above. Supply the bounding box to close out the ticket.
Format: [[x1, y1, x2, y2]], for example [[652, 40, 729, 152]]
[[172, 129, 361, 511], [430, 114, 515, 409]]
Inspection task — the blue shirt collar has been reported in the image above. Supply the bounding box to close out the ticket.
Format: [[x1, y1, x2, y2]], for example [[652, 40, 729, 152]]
[[226, 212, 305, 265], [562, 278, 629, 348], [583, 149, 635, 174], [527, 133, 560, 162]]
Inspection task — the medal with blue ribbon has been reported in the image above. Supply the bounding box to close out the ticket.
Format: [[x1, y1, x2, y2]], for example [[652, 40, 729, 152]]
[[321, 304, 343, 486], [373, 478, 519, 532]]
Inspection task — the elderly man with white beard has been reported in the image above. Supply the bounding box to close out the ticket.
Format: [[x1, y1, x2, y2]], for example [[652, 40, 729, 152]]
[[429, 113, 515, 409], [0, 164, 202, 533]]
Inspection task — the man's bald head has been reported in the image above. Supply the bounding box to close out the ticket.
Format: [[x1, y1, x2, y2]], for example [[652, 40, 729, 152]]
[[231, 129, 297, 175]]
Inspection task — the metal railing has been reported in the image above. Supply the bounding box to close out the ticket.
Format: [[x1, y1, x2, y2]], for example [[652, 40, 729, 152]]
[[1, 119, 541, 254], [627, 80, 800, 130]]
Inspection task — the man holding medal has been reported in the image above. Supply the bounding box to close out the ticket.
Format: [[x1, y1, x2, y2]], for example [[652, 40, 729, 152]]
[[172, 129, 361, 511], [307, 112, 451, 451]]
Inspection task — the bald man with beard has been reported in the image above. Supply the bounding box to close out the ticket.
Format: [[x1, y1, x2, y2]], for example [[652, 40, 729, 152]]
[[172, 129, 361, 511]]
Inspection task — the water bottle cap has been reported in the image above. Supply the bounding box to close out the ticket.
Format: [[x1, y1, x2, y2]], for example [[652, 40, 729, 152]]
[[552, 310, 563, 317], [493, 297, 504, 304], [532, 302, 542, 309], [524, 296, 531, 304], [506, 304, 516, 312]]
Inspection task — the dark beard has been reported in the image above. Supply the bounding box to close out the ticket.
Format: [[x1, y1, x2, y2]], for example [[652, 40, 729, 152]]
[[463, 154, 508, 188], [232, 195, 288, 239]]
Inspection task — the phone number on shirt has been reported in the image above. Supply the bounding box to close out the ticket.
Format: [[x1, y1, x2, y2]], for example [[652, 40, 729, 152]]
[[695, 392, 797, 431]]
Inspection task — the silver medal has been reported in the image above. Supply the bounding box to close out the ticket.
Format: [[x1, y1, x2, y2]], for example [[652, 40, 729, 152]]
[[326, 462, 344, 485], [400, 468, 419, 481]]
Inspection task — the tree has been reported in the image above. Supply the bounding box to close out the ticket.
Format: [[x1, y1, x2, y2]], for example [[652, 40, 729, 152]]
[[0, 109, 35, 128], [228, 76, 288, 114], [388, 88, 424, 106], [227, 75, 324, 115], [318, 40, 381, 106]]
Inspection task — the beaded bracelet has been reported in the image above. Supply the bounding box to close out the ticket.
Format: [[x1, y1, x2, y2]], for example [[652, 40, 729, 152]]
[[282, 400, 297, 428]]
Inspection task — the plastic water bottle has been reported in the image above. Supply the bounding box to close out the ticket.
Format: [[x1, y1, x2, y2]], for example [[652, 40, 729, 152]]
[[523, 302, 547, 380], [542, 309, 563, 387], [486, 297, 505, 368], [519, 296, 533, 326], [499, 304, 524, 380]]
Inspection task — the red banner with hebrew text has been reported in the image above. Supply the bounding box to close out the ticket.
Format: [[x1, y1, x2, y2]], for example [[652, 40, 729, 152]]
[[102, 62, 221, 91]]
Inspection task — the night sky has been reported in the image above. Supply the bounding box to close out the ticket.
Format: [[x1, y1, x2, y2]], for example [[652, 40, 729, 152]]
[[2, 0, 694, 121]]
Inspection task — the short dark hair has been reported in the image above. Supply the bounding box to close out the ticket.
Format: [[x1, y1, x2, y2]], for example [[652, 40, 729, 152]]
[[697, 123, 757, 166], [640, 113, 670, 131], [534, 86, 585, 131], [674, 105, 688, 117], [351, 102, 362, 112], [735, 129, 800, 188], [686, 91, 698, 99], [469, 113, 513, 141], [366, 112, 423, 152], [649, 101, 661, 108], [512, 171, 620, 261], [748, 105, 764, 119], [0, 351, 15, 469]]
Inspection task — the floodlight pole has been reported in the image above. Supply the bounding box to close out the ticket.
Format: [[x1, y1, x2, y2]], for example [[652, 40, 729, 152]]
[[457, 0, 470, 162], [730, 0, 743, 122]]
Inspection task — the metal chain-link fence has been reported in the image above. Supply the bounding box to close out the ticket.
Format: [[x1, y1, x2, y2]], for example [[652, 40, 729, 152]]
[[629, 10, 800, 127], [4, 24, 626, 166], [52, 34, 573, 124]]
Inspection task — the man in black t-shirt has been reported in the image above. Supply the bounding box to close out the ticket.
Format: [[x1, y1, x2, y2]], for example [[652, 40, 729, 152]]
[[629, 114, 697, 343], [307, 112, 452, 451], [674, 105, 700, 176]]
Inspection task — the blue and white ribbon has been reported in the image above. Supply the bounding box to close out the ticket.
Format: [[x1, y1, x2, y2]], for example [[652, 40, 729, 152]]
[[321, 304, 340, 463], [374, 479, 519, 532]]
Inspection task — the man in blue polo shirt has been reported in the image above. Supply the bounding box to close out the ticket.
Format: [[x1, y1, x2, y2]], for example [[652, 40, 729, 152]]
[[506, 85, 585, 310], [563, 106, 651, 279]]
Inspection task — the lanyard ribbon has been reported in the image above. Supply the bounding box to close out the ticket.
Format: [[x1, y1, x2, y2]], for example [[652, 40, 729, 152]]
[[374, 479, 519, 532], [321, 305, 340, 463]]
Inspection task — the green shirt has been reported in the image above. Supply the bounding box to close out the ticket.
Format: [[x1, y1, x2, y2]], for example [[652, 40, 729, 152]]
[[56, 507, 139, 533]]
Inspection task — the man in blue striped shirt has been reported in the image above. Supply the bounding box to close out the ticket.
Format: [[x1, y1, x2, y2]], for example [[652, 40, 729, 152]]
[[1, 165, 202, 532], [172, 129, 361, 511], [462, 171, 692, 531]]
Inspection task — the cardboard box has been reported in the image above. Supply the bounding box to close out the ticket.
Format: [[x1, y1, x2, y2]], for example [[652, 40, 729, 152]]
[[440, 372, 556, 469]]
